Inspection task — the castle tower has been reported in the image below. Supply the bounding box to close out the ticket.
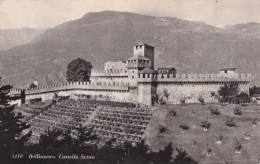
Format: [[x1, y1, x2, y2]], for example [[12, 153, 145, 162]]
[[126, 43, 154, 87], [133, 43, 154, 69], [219, 67, 237, 77], [137, 68, 158, 106]]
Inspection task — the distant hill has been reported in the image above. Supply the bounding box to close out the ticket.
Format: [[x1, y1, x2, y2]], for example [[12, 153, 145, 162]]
[[0, 27, 47, 51], [0, 11, 259, 86], [223, 22, 260, 40]]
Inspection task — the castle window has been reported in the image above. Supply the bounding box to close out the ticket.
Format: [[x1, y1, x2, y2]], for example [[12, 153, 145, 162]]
[[225, 70, 227, 73], [132, 76, 134, 79], [143, 74, 145, 78], [148, 74, 150, 78]]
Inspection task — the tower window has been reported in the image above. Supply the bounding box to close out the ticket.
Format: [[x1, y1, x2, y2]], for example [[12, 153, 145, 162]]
[[225, 70, 227, 73], [132, 76, 134, 79]]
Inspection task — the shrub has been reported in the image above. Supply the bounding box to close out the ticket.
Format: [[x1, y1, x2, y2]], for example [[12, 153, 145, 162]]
[[198, 97, 205, 104], [234, 138, 242, 152], [159, 127, 166, 133], [233, 107, 242, 115], [159, 97, 166, 105], [235, 92, 250, 104], [210, 106, 220, 115], [218, 134, 223, 142], [226, 116, 236, 127], [179, 124, 189, 131], [192, 140, 197, 146], [252, 119, 257, 126], [218, 83, 239, 103], [200, 120, 211, 129], [170, 110, 177, 116], [180, 98, 186, 104]]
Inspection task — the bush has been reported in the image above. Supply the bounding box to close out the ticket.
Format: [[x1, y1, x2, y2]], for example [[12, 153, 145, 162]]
[[234, 138, 242, 152], [200, 120, 211, 129], [218, 83, 239, 103], [198, 97, 205, 104], [210, 106, 220, 115], [235, 92, 250, 104], [218, 134, 223, 142], [179, 124, 189, 131], [180, 98, 186, 104], [226, 116, 236, 127], [170, 110, 177, 116], [233, 107, 242, 115], [159, 127, 166, 133], [252, 119, 257, 126]]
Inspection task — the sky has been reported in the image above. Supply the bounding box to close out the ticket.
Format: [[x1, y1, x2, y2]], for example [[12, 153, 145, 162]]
[[0, 0, 260, 29]]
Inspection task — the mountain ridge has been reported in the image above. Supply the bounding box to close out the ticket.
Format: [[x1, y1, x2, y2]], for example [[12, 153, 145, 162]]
[[0, 11, 259, 86], [0, 27, 47, 51]]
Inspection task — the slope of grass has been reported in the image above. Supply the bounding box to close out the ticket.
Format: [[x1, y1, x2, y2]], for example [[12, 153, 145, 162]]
[[145, 103, 260, 164]]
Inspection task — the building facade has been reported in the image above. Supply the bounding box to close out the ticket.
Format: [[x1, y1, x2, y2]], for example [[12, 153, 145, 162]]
[[11, 43, 251, 106]]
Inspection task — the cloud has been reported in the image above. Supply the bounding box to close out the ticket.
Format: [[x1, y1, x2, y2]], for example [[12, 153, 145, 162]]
[[0, 0, 260, 29]]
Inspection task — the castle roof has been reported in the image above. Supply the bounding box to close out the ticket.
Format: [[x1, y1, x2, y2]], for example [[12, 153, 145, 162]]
[[138, 67, 157, 74], [220, 67, 237, 71], [135, 43, 153, 47], [158, 65, 176, 70], [127, 54, 150, 61]]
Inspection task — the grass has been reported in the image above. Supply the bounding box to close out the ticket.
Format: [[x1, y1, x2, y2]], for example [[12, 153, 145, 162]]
[[145, 103, 260, 164]]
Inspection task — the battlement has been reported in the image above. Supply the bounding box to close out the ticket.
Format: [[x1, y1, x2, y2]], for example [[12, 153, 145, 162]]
[[10, 81, 129, 95], [91, 68, 128, 77], [138, 73, 251, 83]]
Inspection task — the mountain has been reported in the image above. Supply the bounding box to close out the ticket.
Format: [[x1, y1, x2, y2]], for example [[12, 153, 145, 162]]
[[223, 22, 260, 40], [0, 27, 47, 51], [0, 11, 259, 86]]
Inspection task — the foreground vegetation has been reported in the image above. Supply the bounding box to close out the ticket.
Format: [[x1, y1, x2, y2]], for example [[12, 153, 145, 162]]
[[145, 103, 260, 164]]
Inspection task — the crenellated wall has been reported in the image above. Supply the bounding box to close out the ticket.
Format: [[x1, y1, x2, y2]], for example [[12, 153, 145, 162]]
[[10, 71, 251, 106], [91, 68, 128, 77], [10, 81, 136, 103], [138, 73, 251, 82], [137, 72, 251, 105]]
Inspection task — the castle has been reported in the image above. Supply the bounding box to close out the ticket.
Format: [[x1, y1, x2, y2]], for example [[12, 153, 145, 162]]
[[11, 43, 251, 106]]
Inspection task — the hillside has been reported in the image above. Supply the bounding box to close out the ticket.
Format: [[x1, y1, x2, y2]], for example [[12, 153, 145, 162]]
[[146, 103, 260, 163], [0, 27, 46, 51], [0, 11, 259, 86], [224, 22, 260, 40]]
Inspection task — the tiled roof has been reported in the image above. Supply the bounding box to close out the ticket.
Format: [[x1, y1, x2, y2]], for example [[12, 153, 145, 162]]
[[127, 54, 150, 61], [219, 67, 237, 71], [135, 43, 153, 47], [138, 67, 157, 74]]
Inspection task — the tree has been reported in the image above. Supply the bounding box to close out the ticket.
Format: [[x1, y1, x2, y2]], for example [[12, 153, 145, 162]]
[[0, 84, 31, 164], [235, 92, 250, 104], [66, 58, 92, 82], [218, 83, 239, 103], [126, 141, 173, 164], [163, 89, 170, 103]]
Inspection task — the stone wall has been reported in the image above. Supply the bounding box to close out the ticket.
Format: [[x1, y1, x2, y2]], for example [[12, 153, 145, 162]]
[[10, 72, 251, 106], [10, 81, 137, 104], [156, 82, 250, 104], [137, 72, 251, 105]]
